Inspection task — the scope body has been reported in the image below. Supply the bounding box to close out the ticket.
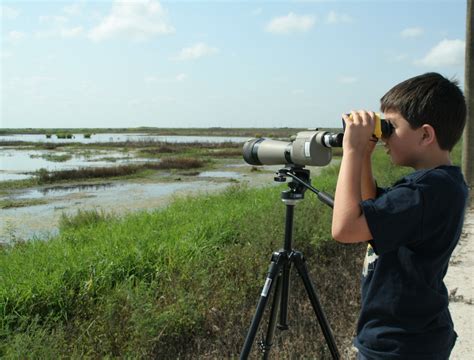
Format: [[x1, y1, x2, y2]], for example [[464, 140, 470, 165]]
[[243, 130, 340, 167]]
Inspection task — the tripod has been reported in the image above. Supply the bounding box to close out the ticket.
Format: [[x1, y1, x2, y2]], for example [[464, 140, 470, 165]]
[[240, 166, 340, 360]]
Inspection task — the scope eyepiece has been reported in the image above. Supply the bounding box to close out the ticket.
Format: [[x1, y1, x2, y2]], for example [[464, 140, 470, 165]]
[[321, 132, 343, 148]]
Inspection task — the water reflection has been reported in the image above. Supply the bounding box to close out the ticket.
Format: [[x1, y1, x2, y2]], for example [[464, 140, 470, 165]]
[[14, 183, 114, 199]]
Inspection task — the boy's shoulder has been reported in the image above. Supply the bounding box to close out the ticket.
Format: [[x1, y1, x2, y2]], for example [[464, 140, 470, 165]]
[[397, 165, 465, 188], [393, 165, 467, 204]]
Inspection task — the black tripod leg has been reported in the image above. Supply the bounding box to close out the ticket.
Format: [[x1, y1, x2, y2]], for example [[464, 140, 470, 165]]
[[277, 257, 290, 330], [240, 253, 286, 360], [261, 271, 283, 360], [292, 251, 340, 360]]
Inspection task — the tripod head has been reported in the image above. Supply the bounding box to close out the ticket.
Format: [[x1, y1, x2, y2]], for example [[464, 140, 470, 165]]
[[274, 166, 334, 208], [275, 166, 310, 203]]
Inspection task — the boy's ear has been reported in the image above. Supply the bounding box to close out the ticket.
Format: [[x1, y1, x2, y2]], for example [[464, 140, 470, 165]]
[[420, 124, 437, 146]]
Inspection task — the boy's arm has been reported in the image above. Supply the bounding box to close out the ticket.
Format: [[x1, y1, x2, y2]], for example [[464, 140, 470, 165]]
[[332, 111, 374, 243]]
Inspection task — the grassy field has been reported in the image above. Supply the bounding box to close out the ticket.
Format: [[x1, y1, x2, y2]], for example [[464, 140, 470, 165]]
[[0, 143, 462, 358]]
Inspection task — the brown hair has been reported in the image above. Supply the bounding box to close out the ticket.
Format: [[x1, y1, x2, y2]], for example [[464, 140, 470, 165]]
[[380, 72, 466, 150]]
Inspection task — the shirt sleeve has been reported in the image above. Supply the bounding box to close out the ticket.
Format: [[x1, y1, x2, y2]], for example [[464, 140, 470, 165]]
[[361, 182, 424, 255]]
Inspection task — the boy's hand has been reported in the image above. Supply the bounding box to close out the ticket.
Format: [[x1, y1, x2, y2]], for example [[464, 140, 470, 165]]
[[332, 110, 375, 244], [342, 111, 376, 154]]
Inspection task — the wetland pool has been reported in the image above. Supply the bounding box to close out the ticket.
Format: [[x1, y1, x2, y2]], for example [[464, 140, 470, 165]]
[[0, 166, 279, 244], [0, 133, 329, 244]]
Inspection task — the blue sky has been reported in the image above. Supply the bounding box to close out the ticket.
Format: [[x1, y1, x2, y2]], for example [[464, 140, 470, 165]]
[[1, 0, 467, 129]]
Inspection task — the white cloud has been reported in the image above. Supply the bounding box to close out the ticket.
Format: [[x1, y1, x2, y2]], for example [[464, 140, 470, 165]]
[[415, 39, 465, 67], [1, 5, 20, 20], [35, 13, 85, 39], [89, 0, 174, 42], [172, 43, 219, 61], [265, 12, 315, 34], [338, 76, 358, 84], [326, 11, 353, 24], [401, 27, 424, 38]]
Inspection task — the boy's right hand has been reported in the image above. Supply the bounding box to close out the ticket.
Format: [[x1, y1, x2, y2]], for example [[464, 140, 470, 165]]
[[342, 111, 377, 155]]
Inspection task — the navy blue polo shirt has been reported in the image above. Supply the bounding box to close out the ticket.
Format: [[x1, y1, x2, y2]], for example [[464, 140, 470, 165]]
[[356, 166, 468, 359]]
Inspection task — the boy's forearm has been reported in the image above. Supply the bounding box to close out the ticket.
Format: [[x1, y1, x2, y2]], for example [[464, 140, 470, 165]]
[[333, 151, 364, 238]]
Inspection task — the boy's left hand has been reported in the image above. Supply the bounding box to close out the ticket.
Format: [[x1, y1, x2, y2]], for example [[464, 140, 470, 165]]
[[342, 110, 376, 153]]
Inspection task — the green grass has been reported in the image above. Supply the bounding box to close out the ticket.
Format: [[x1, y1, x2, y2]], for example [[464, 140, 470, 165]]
[[0, 183, 292, 356], [0, 198, 47, 209], [0, 143, 463, 357]]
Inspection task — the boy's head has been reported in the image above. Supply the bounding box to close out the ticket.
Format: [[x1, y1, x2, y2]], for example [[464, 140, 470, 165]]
[[380, 72, 466, 151]]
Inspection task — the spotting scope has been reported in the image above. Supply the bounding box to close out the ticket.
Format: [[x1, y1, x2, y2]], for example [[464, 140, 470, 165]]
[[243, 130, 342, 167], [242, 114, 393, 167]]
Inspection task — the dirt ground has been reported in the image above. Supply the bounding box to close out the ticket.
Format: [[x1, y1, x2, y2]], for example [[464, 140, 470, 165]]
[[444, 206, 474, 359]]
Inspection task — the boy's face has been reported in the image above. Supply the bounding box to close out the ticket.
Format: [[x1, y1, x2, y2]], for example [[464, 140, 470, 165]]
[[382, 111, 424, 169]]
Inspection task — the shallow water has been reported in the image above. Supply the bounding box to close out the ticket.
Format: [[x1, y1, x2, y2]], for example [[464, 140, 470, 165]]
[[1, 180, 233, 243], [14, 183, 115, 199], [0, 148, 148, 181], [197, 171, 242, 179]]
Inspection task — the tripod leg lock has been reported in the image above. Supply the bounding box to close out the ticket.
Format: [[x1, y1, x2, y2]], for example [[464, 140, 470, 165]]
[[261, 277, 272, 297], [258, 339, 272, 354]]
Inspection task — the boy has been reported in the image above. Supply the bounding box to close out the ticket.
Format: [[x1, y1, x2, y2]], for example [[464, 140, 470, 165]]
[[332, 72, 468, 359]]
